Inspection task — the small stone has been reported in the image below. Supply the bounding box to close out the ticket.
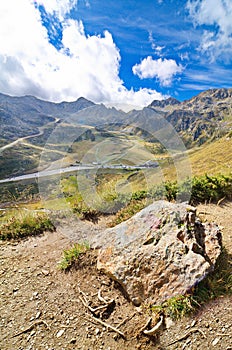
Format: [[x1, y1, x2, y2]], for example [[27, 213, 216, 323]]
[[35, 311, 41, 319], [95, 328, 100, 335], [41, 269, 49, 276], [56, 329, 65, 338], [69, 338, 76, 344], [33, 292, 38, 297], [212, 337, 220, 346], [131, 297, 141, 306], [191, 320, 197, 327], [165, 317, 174, 329]]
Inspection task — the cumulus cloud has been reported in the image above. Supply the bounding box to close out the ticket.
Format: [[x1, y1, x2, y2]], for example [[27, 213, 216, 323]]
[[0, 0, 164, 110], [187, 0, 232, 62], [132, 56, 183, 86]]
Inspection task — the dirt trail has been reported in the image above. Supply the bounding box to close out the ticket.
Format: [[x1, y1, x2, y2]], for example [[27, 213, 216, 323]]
[[0, 202, 232, 350]]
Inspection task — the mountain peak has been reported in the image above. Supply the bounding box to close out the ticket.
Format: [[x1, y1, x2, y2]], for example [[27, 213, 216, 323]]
[[149, 97, 180, 108]]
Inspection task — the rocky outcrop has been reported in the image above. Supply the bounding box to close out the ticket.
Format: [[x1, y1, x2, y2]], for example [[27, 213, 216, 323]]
[[97, 201, 221, 306], [149, 97, 181, 108]]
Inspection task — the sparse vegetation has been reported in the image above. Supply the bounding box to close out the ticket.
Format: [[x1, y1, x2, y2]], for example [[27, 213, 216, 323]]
[[193, 248, 232, 302], [152, 294, 196, 320], [0, 210, 55, 240], [58, 242, 90, 271], [151, 248, 232, 319]]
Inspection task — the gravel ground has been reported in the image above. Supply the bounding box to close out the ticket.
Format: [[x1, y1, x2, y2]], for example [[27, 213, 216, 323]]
[[0, 202, 232, 350]]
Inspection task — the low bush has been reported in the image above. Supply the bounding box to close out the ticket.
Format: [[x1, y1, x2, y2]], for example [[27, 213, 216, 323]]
[[58, 242, 90, 271], [0, 210, 55, 240]]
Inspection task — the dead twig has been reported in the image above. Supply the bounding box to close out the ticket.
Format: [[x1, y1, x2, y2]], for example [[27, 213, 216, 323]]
[[79, 295, 113, 313], [116, 312, 136, 329], [98, 288, 108, 304], [86, 314, 126, 338], [79, 287, 114, 314], [138, 317, 152, 334], [217, 197, 226, 206], [143, 315, 163, 336], [12, 320, 49, 338], [167, 328, 206, 346]]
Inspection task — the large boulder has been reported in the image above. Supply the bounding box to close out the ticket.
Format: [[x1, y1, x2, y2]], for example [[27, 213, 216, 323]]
[[97, 200, 221, 306]]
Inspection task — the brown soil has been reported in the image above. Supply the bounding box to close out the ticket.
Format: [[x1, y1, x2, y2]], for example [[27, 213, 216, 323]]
[[0, 202, 232, 350]]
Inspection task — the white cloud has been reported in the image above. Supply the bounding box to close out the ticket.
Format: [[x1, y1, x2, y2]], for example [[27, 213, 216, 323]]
[[148, 31, 165, 56], [36, 0, 78, 19], [187, 0, 232, 62], [132, 56, 183, 86], [0, 0, 164, 110]]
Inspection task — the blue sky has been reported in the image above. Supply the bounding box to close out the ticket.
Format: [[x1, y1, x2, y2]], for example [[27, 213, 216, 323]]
[[0, 0, 232, 109]]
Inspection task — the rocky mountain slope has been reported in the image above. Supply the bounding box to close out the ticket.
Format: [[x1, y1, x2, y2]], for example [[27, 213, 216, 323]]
[[0, 88, 232, 178], [0, 94, 95, 145], [150, 88, 232, 147], [1, 88, 232, 146]]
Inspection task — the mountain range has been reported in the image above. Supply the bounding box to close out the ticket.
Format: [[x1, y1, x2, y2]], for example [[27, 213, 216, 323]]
[[0, 88, 232, 178], [1, 88, 232, 145]]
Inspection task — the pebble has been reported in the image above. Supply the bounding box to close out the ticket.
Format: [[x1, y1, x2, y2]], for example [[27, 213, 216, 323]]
[[212, 337, 220, 346], [165, 317, 174, 329], [36, 311, 41, 319], [69, 338, 77, 344], [56, 329, 65, 338], [191, 320, 197, 327], [95, 328, 100, 335]]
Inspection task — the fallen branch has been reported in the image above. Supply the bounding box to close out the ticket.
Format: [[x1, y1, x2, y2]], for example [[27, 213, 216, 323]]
[[12, 320, 49, 338], [86, 314, 125, 338], [167, 328, 206, 346]]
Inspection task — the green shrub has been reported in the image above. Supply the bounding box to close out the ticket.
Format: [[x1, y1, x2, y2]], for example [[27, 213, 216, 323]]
[[0, 211, 55, 240], [164, 181, 178, 202], [152, 294, 197, 320], [190, 174, 232, 204], [58, 242, 90, 271]]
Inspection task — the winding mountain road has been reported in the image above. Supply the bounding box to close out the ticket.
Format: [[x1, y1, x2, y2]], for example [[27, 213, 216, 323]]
[[0, 117, 60, 152]]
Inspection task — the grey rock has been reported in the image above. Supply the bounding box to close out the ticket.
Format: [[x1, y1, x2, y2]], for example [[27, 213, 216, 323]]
[[97, 200, 221, 305]]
